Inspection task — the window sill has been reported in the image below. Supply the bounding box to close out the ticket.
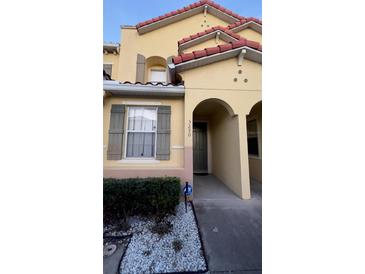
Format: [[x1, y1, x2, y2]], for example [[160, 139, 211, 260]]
[[118, 159, 160, 164], [249, 155, 261, 160]]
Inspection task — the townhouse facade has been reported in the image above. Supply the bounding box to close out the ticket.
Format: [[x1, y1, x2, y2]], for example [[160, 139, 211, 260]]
[[103, 0, 262, 199]]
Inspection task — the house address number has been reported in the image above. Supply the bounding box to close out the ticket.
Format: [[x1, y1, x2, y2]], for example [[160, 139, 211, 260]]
[[188, 120, 192, 137]]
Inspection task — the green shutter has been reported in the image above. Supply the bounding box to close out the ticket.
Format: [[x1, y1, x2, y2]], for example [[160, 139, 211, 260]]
[[156, 106, 171, 160], [107, 105, 125, 160]]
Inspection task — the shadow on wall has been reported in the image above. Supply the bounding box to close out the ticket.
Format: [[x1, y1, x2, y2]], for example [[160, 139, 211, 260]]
[[193, 98, 243, 198]]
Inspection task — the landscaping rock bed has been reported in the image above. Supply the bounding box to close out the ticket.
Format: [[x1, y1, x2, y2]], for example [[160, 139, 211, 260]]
[[104, 202, 207, 274]]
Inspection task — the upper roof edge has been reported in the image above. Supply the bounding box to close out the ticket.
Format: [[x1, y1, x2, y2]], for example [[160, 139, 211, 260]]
[[135, 0, 245, 32]]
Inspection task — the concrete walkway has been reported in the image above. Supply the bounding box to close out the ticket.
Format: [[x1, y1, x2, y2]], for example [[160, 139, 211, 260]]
[[103, 238, 130, 274], [193, 175, 262, 273]]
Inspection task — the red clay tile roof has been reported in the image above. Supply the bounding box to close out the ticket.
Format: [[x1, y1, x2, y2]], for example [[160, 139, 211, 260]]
[[136, 0, 245, 29], [120, 81, 184, 87], [178, 25, 244, 46], [227, 17, 262, 30], [172, 39, 262, 65]]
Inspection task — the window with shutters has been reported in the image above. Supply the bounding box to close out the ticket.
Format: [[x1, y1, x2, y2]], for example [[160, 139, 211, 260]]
[[125, 107, 157, 158], [247, 119, 260, 157], [150, 69, 166, 83], [103, 64, 112, 78]]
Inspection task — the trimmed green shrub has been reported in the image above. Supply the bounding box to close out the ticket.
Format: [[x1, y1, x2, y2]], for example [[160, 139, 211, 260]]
[[104, 177, 181, 224]]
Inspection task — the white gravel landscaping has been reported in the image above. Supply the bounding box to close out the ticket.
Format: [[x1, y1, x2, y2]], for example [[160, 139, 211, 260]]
[[119, 202, 207, 274]]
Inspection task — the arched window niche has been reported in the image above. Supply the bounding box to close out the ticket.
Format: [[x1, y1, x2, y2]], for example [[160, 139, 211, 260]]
[[145, 56, 167, 83]]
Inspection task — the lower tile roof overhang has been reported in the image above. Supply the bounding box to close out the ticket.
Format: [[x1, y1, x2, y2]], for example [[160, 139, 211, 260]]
[[230, 21, 262, 34], [171, 46, 261, 73], [103, 81, 185, 97], [103, 43, 120, 54]]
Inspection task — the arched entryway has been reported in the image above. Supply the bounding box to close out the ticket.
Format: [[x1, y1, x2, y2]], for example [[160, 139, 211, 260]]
[[247, 100, 262, 197], [192, 98, 243, 199]]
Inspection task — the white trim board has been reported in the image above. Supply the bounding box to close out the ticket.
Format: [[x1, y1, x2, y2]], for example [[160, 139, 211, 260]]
[[118, 159, 161, 164], [122, 101, 162, 106], [171, 145, 184, 149]]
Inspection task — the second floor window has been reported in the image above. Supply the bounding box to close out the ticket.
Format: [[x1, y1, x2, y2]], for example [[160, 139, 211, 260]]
[[150, 69, 166, 83], [247, 119, 259, 157], [126, 107, 157, 158], [103, 64, 112, 78]]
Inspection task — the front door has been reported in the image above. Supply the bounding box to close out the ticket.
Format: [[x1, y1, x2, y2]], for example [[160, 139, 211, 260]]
[[193, 122, 208, 173]]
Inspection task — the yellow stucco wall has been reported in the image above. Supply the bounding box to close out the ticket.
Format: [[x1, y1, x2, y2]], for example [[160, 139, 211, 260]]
[[237, 29, 262, 44], [117, 13, 228, 82], [181, 58, 262, 109], [103, 53, 119, 80], [181, 58, 262, 198], [210, 108, 243, 196], [103, 97, 185, 169]]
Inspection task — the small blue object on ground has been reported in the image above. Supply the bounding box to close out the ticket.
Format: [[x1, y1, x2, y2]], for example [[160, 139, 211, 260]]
[[183, 184, 193, 196]]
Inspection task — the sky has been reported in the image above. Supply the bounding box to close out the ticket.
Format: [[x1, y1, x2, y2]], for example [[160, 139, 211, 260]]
[[103, 0, 262, 43]]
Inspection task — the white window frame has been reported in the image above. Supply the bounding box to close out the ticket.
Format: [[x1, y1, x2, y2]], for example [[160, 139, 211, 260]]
[[124, 106, 158, 160], [247, 115, 261, 159], [149, 68, 166, 83]]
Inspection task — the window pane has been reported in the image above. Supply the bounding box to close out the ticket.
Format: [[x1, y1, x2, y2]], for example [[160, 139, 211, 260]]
[[142, 108, 157, 131], [126, 132, 155, 158], [142, 133, 155, 157], [128, 107, 156, 131], [247, 120, 257, 135], [128, 108, 143, 130], [126, 133, 143, 157], [248, 137, 259, 156], [150, 70, 166, 83]]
